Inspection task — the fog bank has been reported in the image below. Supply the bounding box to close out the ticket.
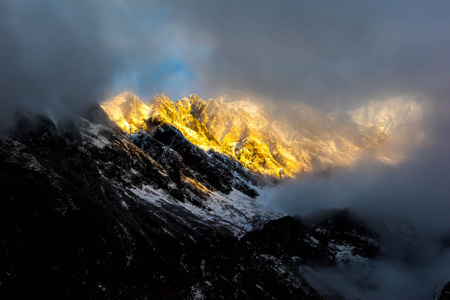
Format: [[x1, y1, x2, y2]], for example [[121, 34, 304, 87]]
[[262, 100, 450, 299]]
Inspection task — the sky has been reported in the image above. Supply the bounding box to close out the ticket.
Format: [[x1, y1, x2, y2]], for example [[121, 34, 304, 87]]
[[1, 0, 450, 117]]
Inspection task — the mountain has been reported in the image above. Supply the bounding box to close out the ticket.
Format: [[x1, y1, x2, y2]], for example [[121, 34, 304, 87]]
[[1, 103, 447, 299], [0, 107, 380, 298], [0, 107, 287, 298], [1, 107, 381, 299], [100, 92, 151, 133], [101, 92, 423, 178]]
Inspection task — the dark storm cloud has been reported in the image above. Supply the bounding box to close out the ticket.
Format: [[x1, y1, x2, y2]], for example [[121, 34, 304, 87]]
[[0, 0, 121, 127], [0, 0, 206, 123], [2, 0, 449, 120], [163, 0, 450, 110]]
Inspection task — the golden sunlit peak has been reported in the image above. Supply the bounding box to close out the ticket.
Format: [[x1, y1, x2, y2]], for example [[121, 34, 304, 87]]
[[100, 92, 150, 134], [101, 92, 422, 178]]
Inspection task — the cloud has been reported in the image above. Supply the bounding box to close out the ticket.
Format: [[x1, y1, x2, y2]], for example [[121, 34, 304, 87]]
[[0, 0, 124, 127], [261, 101, 450, 299], [161, 0, 450, 110], [0, 0, 212, 125], [2, 0, 449, 123], [263, 99, 450, 235]]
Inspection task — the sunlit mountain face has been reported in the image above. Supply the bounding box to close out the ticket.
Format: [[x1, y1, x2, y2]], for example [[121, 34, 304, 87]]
[[101, 92, 423, 178]]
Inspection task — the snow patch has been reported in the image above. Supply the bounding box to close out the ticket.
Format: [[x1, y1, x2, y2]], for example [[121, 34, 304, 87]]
[[79, 119, 112, 148], [128, 184, 281, 236]]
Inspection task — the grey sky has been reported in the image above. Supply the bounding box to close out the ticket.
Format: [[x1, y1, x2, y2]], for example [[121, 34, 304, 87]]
[[1, 0, 450, 115], [160, 0, 450, 111], [0, 0, 121, 125]]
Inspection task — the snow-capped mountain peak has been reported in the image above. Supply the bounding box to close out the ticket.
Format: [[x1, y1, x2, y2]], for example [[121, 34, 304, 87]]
[[101, 92, 424, 178], [100, 92, 150, 133]]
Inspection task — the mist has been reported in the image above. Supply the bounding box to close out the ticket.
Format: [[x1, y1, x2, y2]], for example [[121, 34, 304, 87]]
[[0, 0, 121, 127], [261, 100, 450, 299], [264, 101, 450, 236]]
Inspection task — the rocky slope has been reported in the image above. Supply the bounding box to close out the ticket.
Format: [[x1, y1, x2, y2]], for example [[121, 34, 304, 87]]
[[2, 106, 376, 299], [437, 282, 450, 300], [1, 105, 446, 299], [0, 107, 284, 298], [101, 92, 422, 178]]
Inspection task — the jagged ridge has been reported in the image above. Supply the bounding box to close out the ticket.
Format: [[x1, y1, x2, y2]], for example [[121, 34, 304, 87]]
[[101, 92, 422, 178]]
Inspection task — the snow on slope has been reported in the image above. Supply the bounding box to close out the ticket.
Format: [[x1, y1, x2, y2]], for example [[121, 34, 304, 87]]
[[79, 114, 282, 236], [129, 183, 282, 237]]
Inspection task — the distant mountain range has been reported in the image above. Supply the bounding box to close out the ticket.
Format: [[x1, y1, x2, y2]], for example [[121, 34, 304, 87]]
[[101, 92, 423, 178]]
